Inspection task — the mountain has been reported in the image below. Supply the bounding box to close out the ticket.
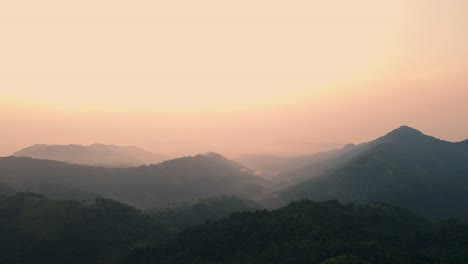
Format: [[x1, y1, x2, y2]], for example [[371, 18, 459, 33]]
[[13, 143, 169, 167], [0, 153, 268, 208], [122, 199, 468, 264], [0, 193, 169, 264], [280, 126, 468, 219], [235, 149, 344, 179], [149, 196, 263, 231], [3, 194, 468, 264], [277, 126, 446, 185]]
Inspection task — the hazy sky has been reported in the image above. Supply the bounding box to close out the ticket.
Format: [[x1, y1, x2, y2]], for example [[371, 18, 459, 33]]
[[1, 0, 467, 157]]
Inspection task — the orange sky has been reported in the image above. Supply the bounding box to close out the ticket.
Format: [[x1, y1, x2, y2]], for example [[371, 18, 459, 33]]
[[1, 0, 468, 157]]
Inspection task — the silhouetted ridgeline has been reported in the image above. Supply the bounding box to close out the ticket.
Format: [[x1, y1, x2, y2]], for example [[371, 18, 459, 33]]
[[278, 126, 468, 220], [2, 126, 468, 263], [14, 143, 169, 167], [0, 153, 268, 208]]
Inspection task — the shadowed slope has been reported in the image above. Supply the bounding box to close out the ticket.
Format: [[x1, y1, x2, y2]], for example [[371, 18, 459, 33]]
[[280, 126, 468, 219], [0, 153, 268, 208]]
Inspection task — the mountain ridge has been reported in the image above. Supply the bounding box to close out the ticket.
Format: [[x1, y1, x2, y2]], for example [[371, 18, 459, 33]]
[[279, 125, 468, 219], [0, 153, 268, 208], [13, 143, 169, 167]]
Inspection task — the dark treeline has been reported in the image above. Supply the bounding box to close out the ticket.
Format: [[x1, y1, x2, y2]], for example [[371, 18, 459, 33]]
[[0, 193, 168, 264], [2, 193, 468, 264], [148, 196, 263, 232], [122, 200, 468, 264]]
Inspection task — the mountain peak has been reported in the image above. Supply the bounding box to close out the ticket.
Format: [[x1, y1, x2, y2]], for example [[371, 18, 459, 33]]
[[383, 125, 424, 140], [375, 125, 445, 146], [392, 125, 423, 134]]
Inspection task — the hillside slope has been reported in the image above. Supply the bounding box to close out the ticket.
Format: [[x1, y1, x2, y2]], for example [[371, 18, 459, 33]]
[[149, 196, 263, 231], [0, 153, 268, 208], [122, 199, 468, 264], [280, 126, 468, 219], [0, 193, 169, 264]]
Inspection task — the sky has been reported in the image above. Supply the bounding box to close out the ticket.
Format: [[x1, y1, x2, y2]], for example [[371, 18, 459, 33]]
[[1, 0, 468, 157]]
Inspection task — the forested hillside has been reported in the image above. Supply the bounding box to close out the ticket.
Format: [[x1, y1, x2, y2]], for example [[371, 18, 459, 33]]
[[280, 126, 468, 219], [149, 196, 263, 231], [0, 153, 267, 208], [2, 193, 468, 264], [0, 193, 168, 264], [122, 200, 468, 264]]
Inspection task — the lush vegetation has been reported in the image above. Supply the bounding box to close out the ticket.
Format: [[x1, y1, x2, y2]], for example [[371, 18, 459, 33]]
[[122, 200, 468, 264], [0, 153, 267, 208], [2, 193, 468, 264], [149, 196, 263, 231], [280, 126, 468, 220], [0, 193, 168, 264], [2, 126, 468, 263]]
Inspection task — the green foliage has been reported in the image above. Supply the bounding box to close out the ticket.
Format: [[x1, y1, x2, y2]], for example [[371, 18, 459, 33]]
[[2, 195, 468, 264], [0, 193, 169, 264], [149, 196, 263, 231], [121, 200, 449, 264]]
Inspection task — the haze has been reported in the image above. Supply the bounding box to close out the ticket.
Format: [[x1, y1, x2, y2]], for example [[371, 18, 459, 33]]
[[1, 0, 467, 157]]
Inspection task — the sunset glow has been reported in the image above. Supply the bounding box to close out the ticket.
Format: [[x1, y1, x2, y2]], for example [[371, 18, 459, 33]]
[[1, 0, 467, 157]]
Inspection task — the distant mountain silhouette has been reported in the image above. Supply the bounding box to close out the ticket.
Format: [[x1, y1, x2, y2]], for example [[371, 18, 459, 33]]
[[280, 126, 468, 219], [0, 153, 268, 208], [13, 143, 169, 167]]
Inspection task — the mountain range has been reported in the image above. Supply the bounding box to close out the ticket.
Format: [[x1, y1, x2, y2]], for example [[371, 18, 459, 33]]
[[3, 125, 468, 220], [13, 143, 169, 167], [3, 125, 468, 263], [279, 126, 468, 219], [0, 153, 267, 208]]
